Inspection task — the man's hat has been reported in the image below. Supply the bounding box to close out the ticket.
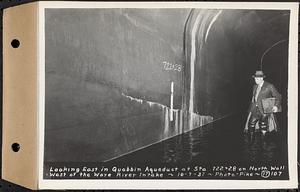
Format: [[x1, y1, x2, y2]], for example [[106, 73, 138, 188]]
[[252, 70, 266, 78]]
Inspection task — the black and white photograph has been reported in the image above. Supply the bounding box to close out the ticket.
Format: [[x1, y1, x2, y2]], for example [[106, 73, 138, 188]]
[[38, 2, 298, 189]]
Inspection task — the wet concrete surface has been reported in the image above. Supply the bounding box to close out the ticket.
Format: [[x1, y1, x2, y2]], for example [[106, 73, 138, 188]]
[[44, 9, 289, 164], [109, 112, 288, 164], [43, 112, 289, 180]]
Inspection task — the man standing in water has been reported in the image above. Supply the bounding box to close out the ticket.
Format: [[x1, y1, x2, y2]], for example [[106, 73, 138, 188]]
[[245, 71, 282, 141]]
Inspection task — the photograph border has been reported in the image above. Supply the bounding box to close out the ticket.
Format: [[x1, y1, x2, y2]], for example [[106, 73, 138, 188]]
[[37, 1, 299, 189]]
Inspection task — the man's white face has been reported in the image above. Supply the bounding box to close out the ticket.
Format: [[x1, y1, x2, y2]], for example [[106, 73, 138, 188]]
[[254, 77, 264, 85]]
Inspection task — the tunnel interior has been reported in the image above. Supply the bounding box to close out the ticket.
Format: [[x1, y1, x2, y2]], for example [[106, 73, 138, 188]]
[[184, 9, 289, 125], [44, 8, 290, 163]]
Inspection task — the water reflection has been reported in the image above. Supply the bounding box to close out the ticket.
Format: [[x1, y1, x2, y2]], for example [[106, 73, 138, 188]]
[[243, 131, 281, 162], [110, 114, 287, 164]]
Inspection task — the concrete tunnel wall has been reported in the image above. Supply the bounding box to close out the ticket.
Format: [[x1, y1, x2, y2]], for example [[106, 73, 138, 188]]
[[44, 9, 290, 162], [183, 9, 289, 125], [45, 9, 191, 162]]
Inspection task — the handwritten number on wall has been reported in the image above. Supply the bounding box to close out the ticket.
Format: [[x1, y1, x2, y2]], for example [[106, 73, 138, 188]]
[[163, 61, 182, 72]]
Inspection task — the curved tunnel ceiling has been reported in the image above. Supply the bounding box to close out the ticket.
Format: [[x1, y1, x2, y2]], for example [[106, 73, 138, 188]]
[[184, 9, 290, 118]]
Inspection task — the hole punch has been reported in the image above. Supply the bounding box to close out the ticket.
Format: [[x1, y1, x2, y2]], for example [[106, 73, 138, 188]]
[[11, 39, 20, 48], [11, 143, 20, 152]]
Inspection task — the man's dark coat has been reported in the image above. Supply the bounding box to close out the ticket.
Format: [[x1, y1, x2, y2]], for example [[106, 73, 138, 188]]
[[248, 81, 282, 115], [245, 81, 282, 132]]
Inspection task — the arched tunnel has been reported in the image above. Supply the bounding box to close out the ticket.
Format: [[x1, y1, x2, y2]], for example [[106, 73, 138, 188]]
[[183, 9, 289, 131], [44, 8, 290, 164]]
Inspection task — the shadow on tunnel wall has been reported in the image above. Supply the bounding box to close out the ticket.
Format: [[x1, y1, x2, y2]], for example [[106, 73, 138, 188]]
[[44, 8, 290, 163]]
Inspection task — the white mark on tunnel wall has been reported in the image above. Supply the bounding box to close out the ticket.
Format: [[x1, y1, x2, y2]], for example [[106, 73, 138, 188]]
[[121, 93, 143, 104], [121, 93, 213, 138], [260, 39, 287, 70], [170, 81, 174, 121], [163, 61, 182, 72], [189, 13, 203, 130], [121, 93, 166, 109], [205, 10, 222, 43]]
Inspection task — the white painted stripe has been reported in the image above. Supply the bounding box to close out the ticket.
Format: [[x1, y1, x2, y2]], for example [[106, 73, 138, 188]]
[[170, 81, 174, 121]]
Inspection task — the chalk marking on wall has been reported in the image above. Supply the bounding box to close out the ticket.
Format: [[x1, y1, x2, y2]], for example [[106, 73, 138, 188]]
[[163, 61, 182, 72]]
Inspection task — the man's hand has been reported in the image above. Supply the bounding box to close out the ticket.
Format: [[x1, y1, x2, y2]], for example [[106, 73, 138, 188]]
[[272, 106, 278, 112]]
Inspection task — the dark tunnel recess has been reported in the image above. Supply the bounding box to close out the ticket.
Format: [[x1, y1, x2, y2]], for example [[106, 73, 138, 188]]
[[183, 9, 289, 124]]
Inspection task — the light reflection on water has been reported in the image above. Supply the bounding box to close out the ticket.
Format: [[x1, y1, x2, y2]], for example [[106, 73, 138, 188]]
[[110, 114, 286, 164], [242, 132, 280, 162], [163, 123, 212, 163], [160, 120, 284, 163]]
